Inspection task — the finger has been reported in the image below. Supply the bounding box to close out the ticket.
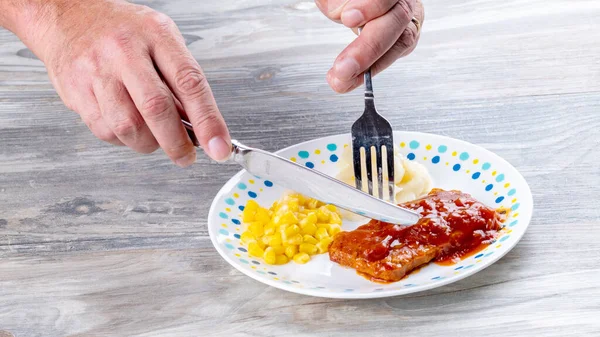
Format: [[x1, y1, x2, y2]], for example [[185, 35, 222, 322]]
[[342, 0, 424, 92], [92, 79, 160, 154], [371, 0, 424, 75], [314, 0, 350, 23], [327, 0, 416, 93], [120, 54, 197, 167], [52, 71, 124, 146], [72, 87, 124, 146], [148, 15, 231, 162], [340, 0, 398, 28]]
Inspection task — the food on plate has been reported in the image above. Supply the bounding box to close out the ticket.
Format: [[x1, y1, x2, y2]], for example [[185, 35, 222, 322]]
[[335, 145, 433, 204], [329, 189, 508, 282], [239, 193, 342, 265]]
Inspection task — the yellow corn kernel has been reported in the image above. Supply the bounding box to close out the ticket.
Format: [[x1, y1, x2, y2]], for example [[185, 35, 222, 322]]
[[288, 199, 300, 212], [276, 255, 289, 265], [299, 243, 318, 255], [263, 247, 277, 265], [248, 222, 264, 237], [255, 207, 270, 224], [302, 234, 318, 245], [293, 252, 310, 264], [278, 211, 298, 225], [297, 213, 307, 220], [325, 204, 337, 213], [328, 224, 342, 236], [278, 225, 288, 241], [329, 212, 342, 225], [275, 204, 289, 216], [286, 233, 303, 246], [284, 245, 298, 259], [245, 199, 259, 211], [300, 212, 317, 226], [299, 208, 313, 215], [316, 206, 330, 222], [315, 227, 329, 240], [300, 223, 317, 236], [248, 241, 265, 257], [317, 223, 331, 232], [256, 239, 266, 250], [240, 231, 255, 244], [284, 224, 301, 238], [316, 237, 334, 254], [272, 246, 285, 255], [264, 226, 276, 236], [305, 198, 319, 209], [242, 208, 256, 223], [268, 233, 283, 247], [261, 235, 270, 246]]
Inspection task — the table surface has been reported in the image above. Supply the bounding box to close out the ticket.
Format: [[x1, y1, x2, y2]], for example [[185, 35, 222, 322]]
[[1, 0, 599, 336]]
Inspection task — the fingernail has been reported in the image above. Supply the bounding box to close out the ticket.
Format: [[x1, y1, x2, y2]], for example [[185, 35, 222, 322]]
[[341, 9, 364, 27], [208, 136, 231, 162], [176, 151, 196, 168], [334, 57, 360, 80]]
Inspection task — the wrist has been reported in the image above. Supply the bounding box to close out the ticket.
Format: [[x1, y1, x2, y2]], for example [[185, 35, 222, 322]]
[[1, 0, 80, 61], [1, 1, 46, 38]]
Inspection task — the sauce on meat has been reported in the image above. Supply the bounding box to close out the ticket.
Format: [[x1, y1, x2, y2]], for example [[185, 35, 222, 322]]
[[331, 189, 507, 280]]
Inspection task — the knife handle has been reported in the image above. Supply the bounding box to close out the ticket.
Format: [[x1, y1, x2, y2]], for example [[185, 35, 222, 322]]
[[181, 119, 248, 164]]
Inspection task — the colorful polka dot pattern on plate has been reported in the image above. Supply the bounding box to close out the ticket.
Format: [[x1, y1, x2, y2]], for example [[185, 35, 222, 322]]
[[209, 133, 531, 296]]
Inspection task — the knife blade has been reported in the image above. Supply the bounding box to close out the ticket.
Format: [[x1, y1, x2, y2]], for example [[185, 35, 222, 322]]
[[229, 140, 421, 225]]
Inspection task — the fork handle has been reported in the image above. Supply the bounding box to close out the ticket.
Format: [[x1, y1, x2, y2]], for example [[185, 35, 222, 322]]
[[364, 67, 373, 98], [358, 27, 374, 105]]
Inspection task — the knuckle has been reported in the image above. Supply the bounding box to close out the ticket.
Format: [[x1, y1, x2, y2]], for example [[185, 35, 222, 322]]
[[174, 67, 208, 96], [394, 0, 414, 26], [92, 125, 118, 143], [192, 110, 222, 132], [140, 93, 174, 121], [72, 50, 102, 77], [138, 142, 160, 154], [112, 117, 144, 138], [81, 112, 119, 143], [109, 29, 135, 51], [166, 140, 193, 159], [63, 99, 75, 111], [398, 26, 418, 50], [145, 11, 175, 33]]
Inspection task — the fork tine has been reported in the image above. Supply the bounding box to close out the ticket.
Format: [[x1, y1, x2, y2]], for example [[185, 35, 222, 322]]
[[385, 144, 395, 202], [352, 144, 362, 190], [377, 145, 383, 199], [365, 146, 373, 196]]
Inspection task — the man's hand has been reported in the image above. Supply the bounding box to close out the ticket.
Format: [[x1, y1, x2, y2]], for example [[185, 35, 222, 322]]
[[6, 0, 231, 167], [315, 0, 424, 93]]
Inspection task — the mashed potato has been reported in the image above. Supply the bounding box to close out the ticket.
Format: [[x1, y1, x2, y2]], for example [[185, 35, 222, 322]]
[[335, 145, 433, 204]]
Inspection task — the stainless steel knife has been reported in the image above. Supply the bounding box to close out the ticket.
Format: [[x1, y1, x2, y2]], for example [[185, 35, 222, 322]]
[[182, 121, 421, 225]]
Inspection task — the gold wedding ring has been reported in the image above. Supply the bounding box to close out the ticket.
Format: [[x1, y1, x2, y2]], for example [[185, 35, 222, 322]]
[[411, 17, 421, 34]]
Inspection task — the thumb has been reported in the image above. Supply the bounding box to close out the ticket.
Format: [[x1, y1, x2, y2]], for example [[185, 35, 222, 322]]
[[315, 0, 351, 21]]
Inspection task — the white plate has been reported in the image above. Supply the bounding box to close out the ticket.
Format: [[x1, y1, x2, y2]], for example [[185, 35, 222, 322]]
[[208, 132, 533, 299]]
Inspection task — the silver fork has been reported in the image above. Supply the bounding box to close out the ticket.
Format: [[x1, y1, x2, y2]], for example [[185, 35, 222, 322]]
[[351, 28, 395, 202]]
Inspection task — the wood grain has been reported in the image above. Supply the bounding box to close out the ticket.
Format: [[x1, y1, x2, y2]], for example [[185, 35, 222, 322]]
[[1, 0, 599, 336]]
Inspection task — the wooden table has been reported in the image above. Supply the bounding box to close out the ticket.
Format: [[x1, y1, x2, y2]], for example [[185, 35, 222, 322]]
[[1, 0, 599, 336]]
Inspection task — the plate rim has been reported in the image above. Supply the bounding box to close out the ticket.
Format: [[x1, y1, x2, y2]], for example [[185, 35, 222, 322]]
[[207, 131, 534, 299]]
